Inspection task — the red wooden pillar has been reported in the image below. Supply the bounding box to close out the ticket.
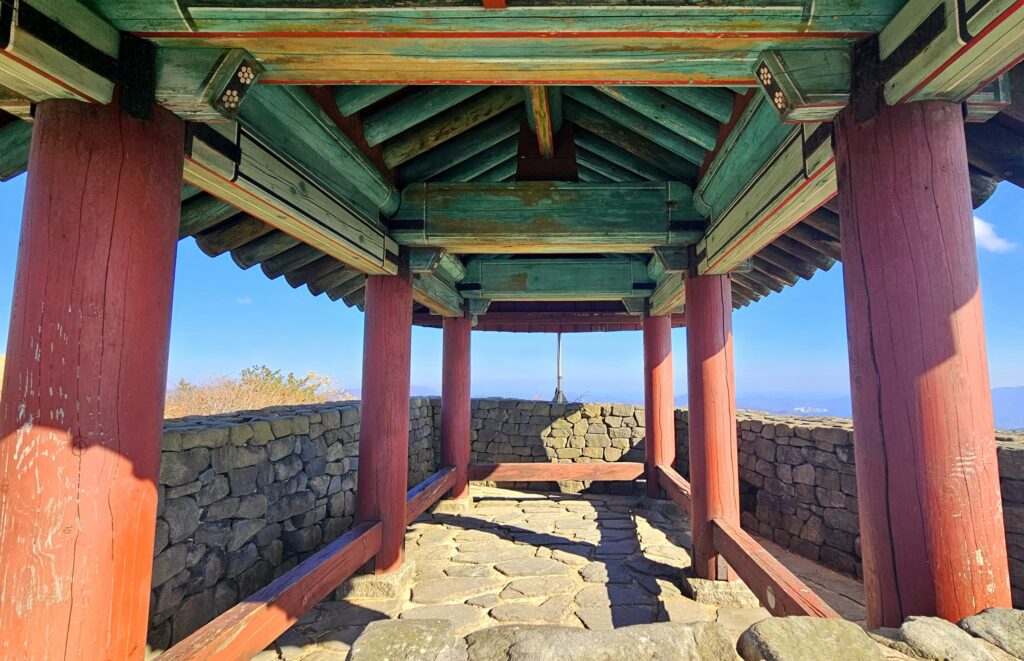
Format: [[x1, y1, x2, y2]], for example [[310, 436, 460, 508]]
[[357, 272, 413, 573], [687, 273, 740, 581], [643, 314, 675, 498], [835, 100, 1011, 628], [441, 315, 472, 500], [0, 98, 184, 659]]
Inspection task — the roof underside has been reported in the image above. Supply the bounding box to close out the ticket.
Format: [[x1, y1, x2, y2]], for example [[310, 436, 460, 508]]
[[1, 1, 1022, 332]]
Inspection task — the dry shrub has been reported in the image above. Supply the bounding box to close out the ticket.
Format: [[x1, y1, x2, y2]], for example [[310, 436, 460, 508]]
[[164, 364, 355, 418]]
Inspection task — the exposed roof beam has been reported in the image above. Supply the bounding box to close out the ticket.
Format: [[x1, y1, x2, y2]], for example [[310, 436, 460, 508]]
[[399, 110, 523, 183], [575, 148, 644, 183], [470, 159, 518, 183], [771, 235, 836, 272], [563, 89, 705, 166], [284, 255, 346, 289], [363, 86, 487, 147], [231, 231, 302, 270], [784, 222, 842, 262], [334, 85, 405, 116], [656, 87, 735, 123], [459, 256, 653, 301], [309, 268, 361, 297], [563, 100, 698, 181], [574, 130, 673, 181], [179, 194, 240, 239], [525, 86, 561, 159], [0, 119, 28, 182], [194, 215, 273, 258], [592, 86, 719, 151], [382, 87, 522, 167], [432, 136, 519, 183], [261, 244, 324, 280], [577, 165, 615, 184], [966, 120, 1024, 188], [391, 181, 702, 253]]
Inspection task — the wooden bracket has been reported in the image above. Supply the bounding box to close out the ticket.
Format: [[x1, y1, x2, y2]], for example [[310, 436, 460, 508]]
[[156, 48, 264, 121], [754, 50, 851, 123]]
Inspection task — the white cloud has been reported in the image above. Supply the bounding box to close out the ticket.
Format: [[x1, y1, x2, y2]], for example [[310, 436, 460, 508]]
[[974, 217, 1016, 253], [234, 296, 253, 305]]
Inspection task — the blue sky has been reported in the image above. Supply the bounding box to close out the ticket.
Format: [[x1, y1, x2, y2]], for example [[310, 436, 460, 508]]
[[0, 175, 1020, 402]]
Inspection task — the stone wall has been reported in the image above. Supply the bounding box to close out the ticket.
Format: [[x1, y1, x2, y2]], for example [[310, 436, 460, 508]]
[[150, 397, 1024, 649], [467, 398, 649, 493], [150, 398, 438, 649], [674, 410, 1024, 607]]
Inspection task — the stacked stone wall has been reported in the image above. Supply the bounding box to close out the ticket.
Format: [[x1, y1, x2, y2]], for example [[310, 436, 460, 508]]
[[150, 397, 1024, 649], [150, 398, 438, 649]]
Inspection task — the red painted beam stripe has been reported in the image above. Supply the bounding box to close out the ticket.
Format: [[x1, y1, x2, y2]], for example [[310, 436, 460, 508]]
[[135, 30, 870, 40], [406, 466, 457, 525], [259, 78, 757, 86]]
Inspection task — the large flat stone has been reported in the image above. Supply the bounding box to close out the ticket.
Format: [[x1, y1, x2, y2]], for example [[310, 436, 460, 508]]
[[401, 604, 488, 636], [872, 616, 996, 661], [495, 558, 573, 577], [682, 575, 760, 608], [738, 616, 881, 661], [575, 606, 657, 630], [489, 595, 573, 624], [465, 621, 738, 661], [412, 577, 505, 604], [501, 576, 579, 599], [335, 561, 414, 601], [349, 619, 460, 661], [453, 548, 533, 564], [960, 608, 1024, 658], [574, 584, 657, 608]]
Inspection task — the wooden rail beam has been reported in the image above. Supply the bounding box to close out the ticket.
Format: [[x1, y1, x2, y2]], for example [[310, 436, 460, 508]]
[[468, 462, 645, 482], [159, 522, 383, 661], [657, 465, 693, 513], [406, 467, 458, 525], [364, 86, 487, 147], [525, 86, 559, 158], [711, 518, 841, 618]]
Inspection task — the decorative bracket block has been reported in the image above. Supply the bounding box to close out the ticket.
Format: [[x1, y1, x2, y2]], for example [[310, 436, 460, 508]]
[[156, 48, 264, 121], [880, 0, 1024, 104], [965, 74, 1012, 122], [754, 50, 851, 123], [0, 0, 119, 103]]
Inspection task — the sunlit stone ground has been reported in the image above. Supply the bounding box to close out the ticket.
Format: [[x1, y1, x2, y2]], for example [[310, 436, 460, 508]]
[[257, 486, 865, 659]]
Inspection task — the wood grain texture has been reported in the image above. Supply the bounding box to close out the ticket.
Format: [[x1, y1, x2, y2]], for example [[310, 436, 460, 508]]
[[643, 314, 676, 498], [406, 467, 458, 524], [357, 273, 413, 573], [835, 100, 1011, 628], [442, 316, 472, 500], [711, 518, 841, 618], [686, 273, 740, 581], [0, 98, 184, 661], [468, 462, 644, 482], [656, 465, 691, 513], [159, 522, 382, 661]]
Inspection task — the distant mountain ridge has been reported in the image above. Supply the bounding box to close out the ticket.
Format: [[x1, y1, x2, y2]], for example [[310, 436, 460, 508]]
[[670, 386, 1023, 431]]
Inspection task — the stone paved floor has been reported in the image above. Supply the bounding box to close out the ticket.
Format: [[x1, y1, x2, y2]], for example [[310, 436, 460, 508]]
[[258, 487, 865, 660]]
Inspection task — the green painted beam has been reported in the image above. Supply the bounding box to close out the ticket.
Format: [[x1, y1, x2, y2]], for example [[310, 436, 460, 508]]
[[575, 148, 644, 183], [459, 256, 653, 301], [180, 184, 203, 202], [363, 85, 487, 147], [471, 159, 518, 183], [334, 85, 405, 116], [574, 130, 672, 181], [432, 136, 519, 183], [576, 165, 615, 184], [179, 194, 239, 239], [231, 230, 301, 270], [399, 109, 523, 183], [261, 244, 325, 280], [382, 87, 523, 168], [564, 100, 697, 181], [239, 85, 399, 218], [649, 272, 686, 316], [563, 89, 705, 166], [593, 86, 719, 151], [0, 120, 31, 182], [392, 181, 701, 253], [656, 87, 735, 123], [413, 272, 464, 317]]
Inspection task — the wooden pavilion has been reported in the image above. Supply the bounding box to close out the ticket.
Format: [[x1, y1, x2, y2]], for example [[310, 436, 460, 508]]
[[0, 1, 1022, 658]]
